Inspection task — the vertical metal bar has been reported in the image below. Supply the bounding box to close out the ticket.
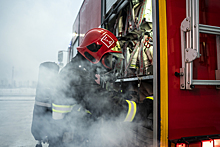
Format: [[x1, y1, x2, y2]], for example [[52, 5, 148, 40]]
[[196, 0, 200, 57], [192, 0, 199, 56], [101, 0, 103, 27], [181, 27, 186, 68], [152, 0, 158, 146], [186, 0, 189, 17], [194, 0, 200, 88], [180, 18, 186, 89], [216, 35, 220, 89], [192, 0, 197, 51], [185, 0, 192, 90], [217, 36, 220, 70]]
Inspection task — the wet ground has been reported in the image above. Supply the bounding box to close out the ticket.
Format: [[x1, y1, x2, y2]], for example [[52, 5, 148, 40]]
[[0, 97, 48, 147]]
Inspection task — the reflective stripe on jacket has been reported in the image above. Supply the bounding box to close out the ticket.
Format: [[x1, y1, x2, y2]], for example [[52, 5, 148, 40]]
[[124, 100, 137, 122], [146, 96, 154, 100], [52, 103, 75, 120]]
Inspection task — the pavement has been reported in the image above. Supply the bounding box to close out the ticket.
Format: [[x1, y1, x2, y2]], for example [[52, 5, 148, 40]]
[[0, 97, 48, 147]]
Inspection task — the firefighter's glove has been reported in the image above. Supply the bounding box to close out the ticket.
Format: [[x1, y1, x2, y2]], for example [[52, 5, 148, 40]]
[[95, 74, 116, 91], [95, 74, 100, 85]]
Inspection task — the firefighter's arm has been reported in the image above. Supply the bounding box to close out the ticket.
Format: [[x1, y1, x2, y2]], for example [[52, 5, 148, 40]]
[[111, 94, 153, 129], [125, 97, 153, 129]]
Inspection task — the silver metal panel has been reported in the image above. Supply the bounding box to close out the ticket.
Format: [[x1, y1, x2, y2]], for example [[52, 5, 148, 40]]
[[106, 0, 118, 13], [152, 0, 158, 146]]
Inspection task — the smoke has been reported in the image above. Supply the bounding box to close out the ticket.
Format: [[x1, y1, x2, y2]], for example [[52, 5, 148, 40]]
[[0, 0, 83, 82], [31, 57, 153, 147]]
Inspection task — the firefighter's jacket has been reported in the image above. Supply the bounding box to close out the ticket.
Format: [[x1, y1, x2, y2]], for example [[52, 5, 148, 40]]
[[51, 55, 153, 147]]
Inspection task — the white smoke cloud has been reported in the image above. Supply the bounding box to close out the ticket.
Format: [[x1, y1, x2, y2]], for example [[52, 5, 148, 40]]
[[31, 59, 153, 147], [0, 0, 83, 82]]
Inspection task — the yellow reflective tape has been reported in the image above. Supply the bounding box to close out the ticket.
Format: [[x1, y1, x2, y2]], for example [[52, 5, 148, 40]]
[[124, 100, 137, 122], [131, 101, 137, 121], [146, 96, 154, 100], [52, 108, 71, 113], [85, 110, 92, 114], [52, 103, 75, 108], [125, 100, 131, 120], [111, 41, 122, 52], [130, 64, 137, 67]]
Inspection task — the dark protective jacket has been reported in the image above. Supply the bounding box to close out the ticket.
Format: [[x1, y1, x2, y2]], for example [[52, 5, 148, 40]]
[[50, 54, 153, 147]]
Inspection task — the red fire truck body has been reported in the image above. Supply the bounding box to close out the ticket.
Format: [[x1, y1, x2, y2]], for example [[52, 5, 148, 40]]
[[167, 0, 220, 139], [63, 0, 220, 146]]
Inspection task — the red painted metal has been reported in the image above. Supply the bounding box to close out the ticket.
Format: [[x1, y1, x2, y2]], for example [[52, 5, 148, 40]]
[[79, 0, 101, 45], [167, 0, 220, 140], [176, 143, 186, 147]]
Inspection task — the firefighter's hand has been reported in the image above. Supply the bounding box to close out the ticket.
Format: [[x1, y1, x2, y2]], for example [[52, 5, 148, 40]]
[[95, 74, 100, 85]]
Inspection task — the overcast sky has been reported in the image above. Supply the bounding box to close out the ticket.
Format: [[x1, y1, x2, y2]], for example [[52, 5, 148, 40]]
[[0, 0, 84, 83]]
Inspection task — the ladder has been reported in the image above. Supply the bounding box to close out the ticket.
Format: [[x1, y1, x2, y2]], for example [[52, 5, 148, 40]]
[[180, 0, 220, 90]]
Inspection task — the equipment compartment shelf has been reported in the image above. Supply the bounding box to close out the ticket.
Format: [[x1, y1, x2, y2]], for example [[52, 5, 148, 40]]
[[115, 75, 153, 82]]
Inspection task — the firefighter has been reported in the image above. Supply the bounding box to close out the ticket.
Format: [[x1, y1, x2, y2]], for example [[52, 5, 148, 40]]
[[50, 28, 153, 147]]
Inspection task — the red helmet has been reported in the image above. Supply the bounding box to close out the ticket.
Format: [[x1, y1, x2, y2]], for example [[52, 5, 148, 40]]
[[77, 28, 123, 66]]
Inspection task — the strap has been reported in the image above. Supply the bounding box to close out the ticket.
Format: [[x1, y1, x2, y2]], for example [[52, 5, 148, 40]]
[[124, 7, 129, 35], [124, 100, 137, 122], [113, 10, 122, 36], [123, 42, 128, 74], [128, 2, 135, 32], [137, 0, 147, 27], [35, 101, 51, 108], [124, 41, 140, 76], [113, 11, 122, 36], [138, 36, 147, 75], [145, 46, 153, 65]]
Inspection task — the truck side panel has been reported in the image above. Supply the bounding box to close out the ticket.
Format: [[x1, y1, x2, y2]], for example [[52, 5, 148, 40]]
[[72, 14, 79, 44], [79, 0, 101, 45], [167, 0, 220, 140]]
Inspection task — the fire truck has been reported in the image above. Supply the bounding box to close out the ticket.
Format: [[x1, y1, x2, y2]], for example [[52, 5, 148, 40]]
[[58, 0, 220, 146]]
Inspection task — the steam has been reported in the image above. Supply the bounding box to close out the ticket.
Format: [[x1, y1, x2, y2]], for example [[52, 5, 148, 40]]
[[31, 59, 153, 147], [0, 0, 83, 82]]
